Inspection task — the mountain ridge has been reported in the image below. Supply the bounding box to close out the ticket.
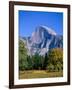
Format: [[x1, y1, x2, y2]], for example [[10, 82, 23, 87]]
[[20, 25, 63, 56]]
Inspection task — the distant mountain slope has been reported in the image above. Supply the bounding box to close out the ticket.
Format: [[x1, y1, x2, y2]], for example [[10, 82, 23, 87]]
[[20, 25, 63, 56]]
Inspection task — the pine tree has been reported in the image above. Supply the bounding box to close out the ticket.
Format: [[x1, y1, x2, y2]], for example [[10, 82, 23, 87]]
[[43, 53, 48, 70]]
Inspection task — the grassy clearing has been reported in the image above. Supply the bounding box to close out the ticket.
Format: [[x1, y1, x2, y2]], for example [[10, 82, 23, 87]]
[[19, 70, 63, 79]]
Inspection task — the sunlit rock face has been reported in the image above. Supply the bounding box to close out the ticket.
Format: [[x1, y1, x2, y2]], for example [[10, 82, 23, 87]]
[[20, 25, 63, 56]]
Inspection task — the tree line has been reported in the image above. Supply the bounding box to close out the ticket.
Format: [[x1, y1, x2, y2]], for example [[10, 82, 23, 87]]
[[19, 40, 63, 72]]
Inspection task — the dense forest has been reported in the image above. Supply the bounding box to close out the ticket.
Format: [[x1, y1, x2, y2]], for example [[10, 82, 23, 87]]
[[19, 40, 63, 72]]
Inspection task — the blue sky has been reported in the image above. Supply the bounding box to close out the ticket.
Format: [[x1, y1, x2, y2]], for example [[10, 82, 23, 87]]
[[19, 10, 63, 37]]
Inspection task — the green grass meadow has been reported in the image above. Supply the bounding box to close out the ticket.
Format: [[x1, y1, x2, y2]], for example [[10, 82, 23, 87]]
[[19, 70, 63, 79]]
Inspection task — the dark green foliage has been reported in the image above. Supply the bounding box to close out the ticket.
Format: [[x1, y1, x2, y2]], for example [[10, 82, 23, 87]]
[[43, 53, 48, 69], [27, 56, 33, 70], [32, 53, 42, 70]]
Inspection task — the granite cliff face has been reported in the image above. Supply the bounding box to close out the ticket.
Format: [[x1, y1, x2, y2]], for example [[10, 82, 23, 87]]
[[20, 26, 63, 56]]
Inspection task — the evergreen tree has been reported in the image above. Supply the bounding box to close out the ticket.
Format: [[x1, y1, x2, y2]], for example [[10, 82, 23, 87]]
[[43, 53, 48, 70], [27, 56, 33, 70]]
